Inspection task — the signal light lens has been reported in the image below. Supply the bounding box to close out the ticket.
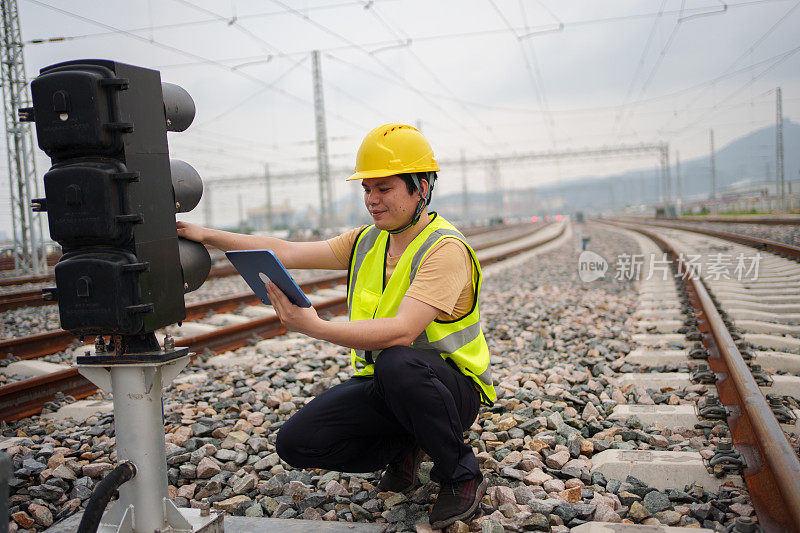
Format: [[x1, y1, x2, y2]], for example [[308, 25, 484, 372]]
[[170, 160, 203, 213], [162, 82, 195, 132], [178, 238, 211, 293]]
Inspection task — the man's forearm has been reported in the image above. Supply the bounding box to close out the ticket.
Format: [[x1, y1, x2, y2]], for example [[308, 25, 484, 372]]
[[201, 228, 291, 257], [307, 317, 414, 351]]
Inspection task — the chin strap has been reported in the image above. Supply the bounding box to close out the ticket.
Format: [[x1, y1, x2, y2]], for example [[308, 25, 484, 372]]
[[387, 197, 426, 235], [387, 172, 435, 235]]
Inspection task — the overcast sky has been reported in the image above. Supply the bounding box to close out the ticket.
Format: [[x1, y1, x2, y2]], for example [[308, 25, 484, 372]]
[[3, 0, 799, 232]]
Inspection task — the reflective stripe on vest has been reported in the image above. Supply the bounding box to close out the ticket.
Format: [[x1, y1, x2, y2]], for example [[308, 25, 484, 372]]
[[346, 213, 496, 404]]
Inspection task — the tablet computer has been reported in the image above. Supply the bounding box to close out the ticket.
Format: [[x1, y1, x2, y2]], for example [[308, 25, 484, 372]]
[[225, 249, 312, 308]]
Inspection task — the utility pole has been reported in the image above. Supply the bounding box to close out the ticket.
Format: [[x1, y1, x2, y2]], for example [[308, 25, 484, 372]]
[[676, 151, 682, 214], [1, 0, 45, 273], [654, 168, 659, 205], [776, 87, 784, 211], [461, 150, 468, 223], [609, 182, 615, 211], [662, 144, 671, 213], [486, 159, 503, 219], [312, 50, 332, 229], [264, 164, 272, 231], [709, 129, 716, 213]]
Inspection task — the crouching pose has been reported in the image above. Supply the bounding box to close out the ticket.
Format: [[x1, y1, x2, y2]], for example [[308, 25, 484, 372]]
[[178, 123, 496, 528]]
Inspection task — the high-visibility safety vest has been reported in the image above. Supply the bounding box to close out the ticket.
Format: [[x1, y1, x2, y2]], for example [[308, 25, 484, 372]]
[[347, 213, 496, 404]]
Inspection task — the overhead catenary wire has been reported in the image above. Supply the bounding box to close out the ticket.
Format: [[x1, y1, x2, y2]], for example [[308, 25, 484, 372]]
[[659, 44, 800, 136], [487, 0, 557, 146], [24, 0, 790, 150], [657, 0, 800, 134], [612, 0, 669, 137], [616, 0, 688, 136], [24, 0, 389, 44], [519, 0, 566, 143], [12, 0, 798, 189], [26, 0, 783, 54], [192, 56, 309, 129], [170, 0, 393, 127], [327, 44, 794, 119], [174, 5, 389, 131], [171, 0, 277, 56], [362, 2, 497, 138], [269, 0, 494, 149], [24, 0, 369, 132], [17, 0, 800, 157]]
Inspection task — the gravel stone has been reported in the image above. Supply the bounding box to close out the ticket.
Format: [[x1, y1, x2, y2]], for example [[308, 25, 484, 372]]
[[628, 500, 651, 522], [2, 225, 764, 532], [643, 491, 672, 514]]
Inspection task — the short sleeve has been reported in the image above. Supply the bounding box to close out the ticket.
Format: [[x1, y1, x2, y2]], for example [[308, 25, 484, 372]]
[[326, 226, 367, 268], [405, 239, 473, 319]]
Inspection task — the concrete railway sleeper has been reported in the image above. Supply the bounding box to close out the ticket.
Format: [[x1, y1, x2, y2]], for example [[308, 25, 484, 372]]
[[604, 220, 800, 532]]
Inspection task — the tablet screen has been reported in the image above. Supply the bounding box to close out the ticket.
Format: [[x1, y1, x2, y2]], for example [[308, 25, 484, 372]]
[[225, 249, 312, 308]]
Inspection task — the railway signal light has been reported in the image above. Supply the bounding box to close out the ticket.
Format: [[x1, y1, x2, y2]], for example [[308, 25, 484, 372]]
[[21, 59, 210, 341]]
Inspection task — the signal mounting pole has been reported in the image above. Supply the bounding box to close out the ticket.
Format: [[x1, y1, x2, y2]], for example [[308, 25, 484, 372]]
[[312, 50, 332, 230], [1, 0, 45, 273]]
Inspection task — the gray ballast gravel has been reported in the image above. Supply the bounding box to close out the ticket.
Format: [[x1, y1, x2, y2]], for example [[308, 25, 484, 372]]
[[3, 224, 755, 532]]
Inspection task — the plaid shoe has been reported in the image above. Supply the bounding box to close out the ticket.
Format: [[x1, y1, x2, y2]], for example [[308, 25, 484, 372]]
[[429, 471, 487, 529], [377, 446, 424, 493]]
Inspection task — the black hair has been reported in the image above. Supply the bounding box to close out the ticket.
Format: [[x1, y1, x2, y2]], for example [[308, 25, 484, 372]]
[[398, 171, 437, 205]]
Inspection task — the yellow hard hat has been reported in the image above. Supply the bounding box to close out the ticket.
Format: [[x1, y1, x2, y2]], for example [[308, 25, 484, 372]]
[[347, 123, 439, 181]]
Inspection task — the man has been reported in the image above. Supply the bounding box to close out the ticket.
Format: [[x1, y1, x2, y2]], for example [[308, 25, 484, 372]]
[[177, 123, 495, 528]]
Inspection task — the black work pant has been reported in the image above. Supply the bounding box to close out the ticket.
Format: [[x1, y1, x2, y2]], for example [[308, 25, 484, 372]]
[[275, 346, 481, 483]]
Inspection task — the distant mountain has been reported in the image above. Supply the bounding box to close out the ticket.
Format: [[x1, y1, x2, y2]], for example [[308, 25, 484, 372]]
[[433, 121, 799, 215]]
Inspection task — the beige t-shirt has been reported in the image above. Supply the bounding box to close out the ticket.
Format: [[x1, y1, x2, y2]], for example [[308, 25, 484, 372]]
[[327, 226, 475, 321]]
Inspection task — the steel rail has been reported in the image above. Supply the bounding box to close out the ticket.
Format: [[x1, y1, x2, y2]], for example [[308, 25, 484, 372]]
[[0, 222, 560, 362], [0, 288, 47, 312], [0, 221, 567, 422], [0, 222, 543, 300], [0, 273, 347, 362], [612, 218, 800, 261], [0, 253, 60, 271], [0, 296, 350, 423], [0, 367, 98, 421], [0, 272, 53, 287], [678, 215, 800, 226], [607, 220, 800, 533], [0, 222, 532, 287], [0, 329, 81, 361]]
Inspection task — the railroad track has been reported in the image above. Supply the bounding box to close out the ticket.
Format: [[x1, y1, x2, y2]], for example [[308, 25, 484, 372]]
[[0, 221, 535, 308], [614, 215, 800, 226], [0, 252, 60, 271], [612, 217, 800, 261], [8, 218, 799, 530], [599, 219, 800, 532], [676, 215, 800, 226], [0, 221, 564, 422]]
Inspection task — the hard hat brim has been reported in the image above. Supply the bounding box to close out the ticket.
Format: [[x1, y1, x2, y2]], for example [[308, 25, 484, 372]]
[[346, 163, 440, 181]]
